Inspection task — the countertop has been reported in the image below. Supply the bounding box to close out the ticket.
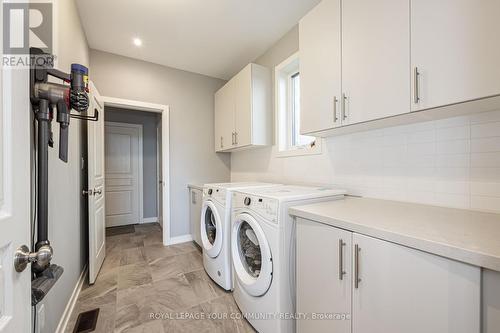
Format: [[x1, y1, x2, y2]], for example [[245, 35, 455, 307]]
[[289, 197, 500, 272], [187, 183, 204, 191]]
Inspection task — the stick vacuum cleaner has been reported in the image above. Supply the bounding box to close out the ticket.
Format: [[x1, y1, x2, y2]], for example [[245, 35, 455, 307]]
[[14, 48, 98, 305]]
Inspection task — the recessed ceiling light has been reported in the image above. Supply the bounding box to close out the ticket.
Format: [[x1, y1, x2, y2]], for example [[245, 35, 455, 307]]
[[133, 38, 142, 47]]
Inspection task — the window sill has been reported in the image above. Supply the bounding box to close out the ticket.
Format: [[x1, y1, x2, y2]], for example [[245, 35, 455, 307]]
[[276, 143, 323, 158]]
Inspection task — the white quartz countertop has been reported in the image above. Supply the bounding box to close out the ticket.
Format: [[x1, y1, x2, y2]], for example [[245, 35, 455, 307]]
[[289, 197, 500, 272]]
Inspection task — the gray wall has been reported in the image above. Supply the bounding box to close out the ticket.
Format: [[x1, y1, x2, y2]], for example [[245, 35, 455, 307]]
[[39, 0, 90, 332], [90, 49, 231, 237], [105, 107, 160, 219]]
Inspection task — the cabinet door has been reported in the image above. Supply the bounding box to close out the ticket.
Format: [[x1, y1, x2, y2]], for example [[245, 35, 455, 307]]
[[299, 0, 342, 134], [352, 233, 480, 333], [214, 80, 235, 151], [411, 0, 500, 111], [296, 218, 352, 333], [234, 64, 252, 148], [342, 0, 410, 124]]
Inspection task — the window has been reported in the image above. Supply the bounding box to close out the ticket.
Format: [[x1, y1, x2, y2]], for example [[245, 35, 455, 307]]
[[275, 53, 320, 157]]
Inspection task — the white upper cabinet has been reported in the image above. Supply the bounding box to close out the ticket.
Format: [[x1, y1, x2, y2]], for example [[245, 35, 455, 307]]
[[299, 0, 500, 136], [342, 0, 410, 125], [214, 63, 271, 152], [214, 79, 235, 151], [299, 0, 342, 134], [411, 0, 500, 111]]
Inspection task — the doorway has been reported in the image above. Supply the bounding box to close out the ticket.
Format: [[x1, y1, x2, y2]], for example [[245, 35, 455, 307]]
[[101, 97, 170, 244]]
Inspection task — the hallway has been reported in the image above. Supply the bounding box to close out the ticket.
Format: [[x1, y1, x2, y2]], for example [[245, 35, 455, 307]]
[[65, 224, 255, 332]]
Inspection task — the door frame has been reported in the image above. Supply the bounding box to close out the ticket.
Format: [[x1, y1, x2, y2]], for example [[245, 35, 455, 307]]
[[104, 121, 144, 225], [156, 122, 162, 226], [101, 96, 172, 245]]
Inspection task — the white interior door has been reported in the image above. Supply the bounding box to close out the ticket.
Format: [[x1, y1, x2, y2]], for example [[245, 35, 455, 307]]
[[0, 29, 31, 332], [87, 82, 106, 284], [105, 122, 142, 227]]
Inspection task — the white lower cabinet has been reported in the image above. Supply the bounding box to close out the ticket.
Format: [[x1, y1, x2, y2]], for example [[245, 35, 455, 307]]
[[296, 218, 352, 333], [296, 218, 481, 333]]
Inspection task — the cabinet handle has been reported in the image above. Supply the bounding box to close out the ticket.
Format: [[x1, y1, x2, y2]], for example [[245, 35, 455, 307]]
[[341, 93, 348, 121], [220, 136, 223, 148], [235, 132, 238, 145], [414, 67, 420, 104], [333, 96, 339, 123], [354, 244, 361, 289], [231, 132, 235, 145], [338, 239, 346, 280]]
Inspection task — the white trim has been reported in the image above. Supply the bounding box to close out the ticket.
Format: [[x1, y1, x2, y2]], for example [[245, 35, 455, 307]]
[[142, 217, 158, 224], [274, 52, 322, 158], [55, 266, 87, 333], [104, 121, 144, 225], [101, 96, 171, 246], [169, 234, 193, 245], [156, 122, 162, 227]]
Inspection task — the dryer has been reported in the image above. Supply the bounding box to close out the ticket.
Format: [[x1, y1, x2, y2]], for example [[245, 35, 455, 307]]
[[230, 185, 346, 333], [201, 182, 280, 291]]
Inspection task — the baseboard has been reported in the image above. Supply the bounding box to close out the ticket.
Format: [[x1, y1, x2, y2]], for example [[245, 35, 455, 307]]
[[167, 234, 193, 245], [142, 217, 158, 224], [55, 265, 87, 333]]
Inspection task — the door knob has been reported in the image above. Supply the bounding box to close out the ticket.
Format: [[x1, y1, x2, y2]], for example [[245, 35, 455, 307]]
[[93, 188, 102, 195], [82, 189, 93, 196], [14, 245, 53, 272]]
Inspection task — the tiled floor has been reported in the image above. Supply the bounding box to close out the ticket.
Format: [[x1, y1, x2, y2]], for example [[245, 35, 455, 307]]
[[66, 223, 255, 333]]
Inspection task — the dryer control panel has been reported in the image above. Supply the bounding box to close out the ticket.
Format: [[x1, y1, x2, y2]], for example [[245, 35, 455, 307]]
[[232, 192, 279, 223], [203, 187, 226, 205]]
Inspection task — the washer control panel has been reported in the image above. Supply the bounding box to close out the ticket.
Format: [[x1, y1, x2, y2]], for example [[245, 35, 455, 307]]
[[233, 192, 279, 223]]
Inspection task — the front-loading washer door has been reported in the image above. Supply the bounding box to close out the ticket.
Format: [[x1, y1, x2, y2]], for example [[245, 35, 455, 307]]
[[232, 213, 273, 297], [200, 200, 223, 258]]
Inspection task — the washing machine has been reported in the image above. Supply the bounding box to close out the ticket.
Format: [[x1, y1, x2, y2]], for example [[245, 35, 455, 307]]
[[200, 182, 280, 291], [230, 185, 346, 333]]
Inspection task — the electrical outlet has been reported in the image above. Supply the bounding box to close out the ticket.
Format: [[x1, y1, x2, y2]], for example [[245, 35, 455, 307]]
[[37, 304, 45, 333]]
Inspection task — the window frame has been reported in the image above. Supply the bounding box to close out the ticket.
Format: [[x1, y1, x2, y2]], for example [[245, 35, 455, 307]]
[[274, 52, 322, 158]]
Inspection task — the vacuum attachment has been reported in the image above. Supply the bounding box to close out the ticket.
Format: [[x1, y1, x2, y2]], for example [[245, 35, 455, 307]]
[[31, 264, 64, 305]]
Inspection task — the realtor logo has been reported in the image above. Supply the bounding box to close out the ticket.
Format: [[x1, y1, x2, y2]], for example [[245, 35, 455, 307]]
[[3, 2, 52, 54]]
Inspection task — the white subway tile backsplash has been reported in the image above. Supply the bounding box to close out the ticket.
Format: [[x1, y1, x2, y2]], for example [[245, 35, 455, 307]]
[[471, 182, 500, 197], [470, 167, 500, 182], [471, 121, 500, 138], [436, 154, 470, 168], [436, 139, 470, 155], [471, 152, 500, 168], [436, 126, 470, 141], [233, 110, 500, 213], [471, 137, 500, 153]]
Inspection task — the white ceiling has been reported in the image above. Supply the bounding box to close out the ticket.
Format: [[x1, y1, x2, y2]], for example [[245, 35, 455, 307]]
[[75, 0, 320, 80]]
